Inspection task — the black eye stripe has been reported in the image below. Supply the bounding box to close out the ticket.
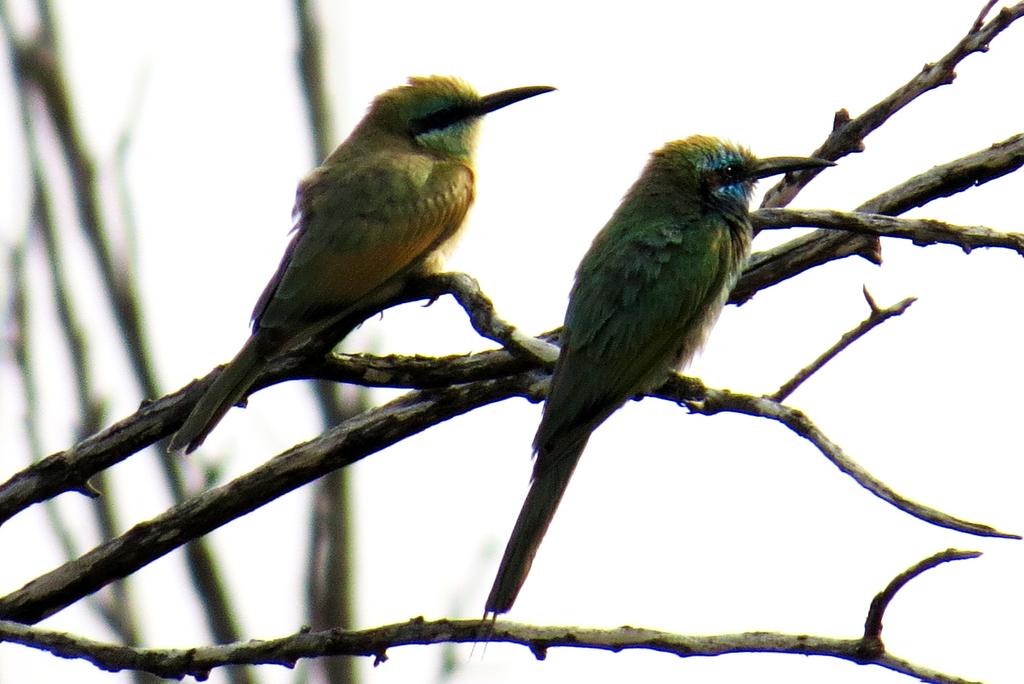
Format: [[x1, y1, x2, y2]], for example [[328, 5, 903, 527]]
[[707, 162, 747, 188], [410, 103, 477, 136]]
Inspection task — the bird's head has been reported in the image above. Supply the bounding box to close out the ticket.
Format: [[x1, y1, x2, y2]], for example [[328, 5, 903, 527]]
[[657, 135, 833, 215], [364, 75, 554, 161]]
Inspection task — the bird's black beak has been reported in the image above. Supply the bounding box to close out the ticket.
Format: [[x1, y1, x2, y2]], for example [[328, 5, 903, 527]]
[[747, 155, 834, 181], [477, 85, 556, 115]]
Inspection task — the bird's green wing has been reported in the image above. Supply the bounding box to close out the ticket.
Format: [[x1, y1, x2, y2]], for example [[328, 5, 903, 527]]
[[534, 211, 741, 475], [252, 152, 474, 333]]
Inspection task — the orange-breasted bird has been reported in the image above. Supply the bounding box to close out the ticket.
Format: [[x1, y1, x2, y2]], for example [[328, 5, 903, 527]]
[[169, 76, 554, 454]]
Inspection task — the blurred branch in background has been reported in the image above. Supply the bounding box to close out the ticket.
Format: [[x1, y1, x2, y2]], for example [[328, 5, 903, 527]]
[[293, 1, 358, 683], [0, 1, 249, 682], [0, 6, 152, 683], [6, 190, 157, 684]]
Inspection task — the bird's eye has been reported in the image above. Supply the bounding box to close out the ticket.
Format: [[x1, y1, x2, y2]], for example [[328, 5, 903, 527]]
[[721, 164, 743, 184], [706, 163, 745, 192]]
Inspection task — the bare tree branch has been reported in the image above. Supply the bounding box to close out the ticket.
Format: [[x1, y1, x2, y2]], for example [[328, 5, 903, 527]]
[[734, 3, 1024, 305], [0, 346, 526, 528], [739, 2, 1024, 302], [0, 273, 542, 525], [0, 549, 985, 684], [0, 352, 1011, 629]]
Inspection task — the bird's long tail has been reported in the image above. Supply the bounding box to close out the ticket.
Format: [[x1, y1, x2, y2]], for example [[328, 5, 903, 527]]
[[485, 440, 585, 615], [168, 335, 267, 454]]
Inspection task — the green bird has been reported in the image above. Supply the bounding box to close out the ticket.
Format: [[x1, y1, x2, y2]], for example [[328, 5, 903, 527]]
[[485, 135, 832, 615], [169, 76, 553, 454]]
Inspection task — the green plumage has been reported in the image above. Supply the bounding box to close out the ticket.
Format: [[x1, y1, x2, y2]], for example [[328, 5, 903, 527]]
[[485, 135, 832, 615]]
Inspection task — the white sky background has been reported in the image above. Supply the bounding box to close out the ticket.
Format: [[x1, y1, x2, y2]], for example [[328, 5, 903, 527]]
[[1, 1, 1023, 682]]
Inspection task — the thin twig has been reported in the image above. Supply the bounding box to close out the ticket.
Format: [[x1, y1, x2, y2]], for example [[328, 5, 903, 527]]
[[862, 548, 981, 646], [760, 1, 1022, 209], [657, 379, 1019, 540], [432, 272, 560, 364], [772, 288, 917, 402]]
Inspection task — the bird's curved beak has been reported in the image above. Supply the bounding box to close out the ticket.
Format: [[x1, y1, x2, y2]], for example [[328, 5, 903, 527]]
[[747, 155, 834, 181], [477, 85, 556, 115]]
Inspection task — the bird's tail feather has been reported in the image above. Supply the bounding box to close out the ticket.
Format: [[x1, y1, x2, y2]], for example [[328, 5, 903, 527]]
[[168, 336, 266, 454], [485, 440, 585, 615]]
